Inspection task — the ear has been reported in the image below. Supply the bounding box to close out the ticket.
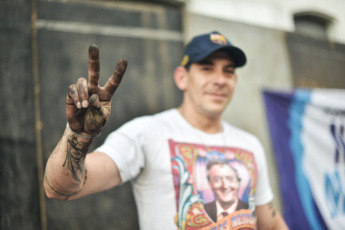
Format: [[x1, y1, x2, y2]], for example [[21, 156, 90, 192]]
[[174, 66, 188, 90]]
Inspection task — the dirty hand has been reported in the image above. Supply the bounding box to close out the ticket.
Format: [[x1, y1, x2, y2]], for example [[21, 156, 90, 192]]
[[66, 44, 128, 136]]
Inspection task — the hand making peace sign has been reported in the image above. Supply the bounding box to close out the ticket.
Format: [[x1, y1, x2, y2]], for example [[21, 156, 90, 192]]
[[66, 44, 128, 137]]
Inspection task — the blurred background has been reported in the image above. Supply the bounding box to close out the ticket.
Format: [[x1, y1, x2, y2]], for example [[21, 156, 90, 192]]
[[1, 0, 345, 229]]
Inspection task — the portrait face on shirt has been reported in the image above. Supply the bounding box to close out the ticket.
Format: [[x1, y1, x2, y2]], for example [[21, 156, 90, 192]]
[[207, 162, 240, 207]]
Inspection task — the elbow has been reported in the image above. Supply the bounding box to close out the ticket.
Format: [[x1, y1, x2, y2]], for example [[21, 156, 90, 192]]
[[43, 176, 82, 200], [43, 179, 62, 200], [44, 190, 59, 200], [43, 176, 71, 200]]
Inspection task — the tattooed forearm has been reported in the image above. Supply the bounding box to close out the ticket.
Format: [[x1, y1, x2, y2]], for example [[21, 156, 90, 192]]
[[63, 134, 93, 183]]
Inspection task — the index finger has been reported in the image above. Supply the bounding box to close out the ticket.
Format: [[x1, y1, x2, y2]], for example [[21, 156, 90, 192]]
[[88, 44, 100, 89], [104, 58, 128, 96]]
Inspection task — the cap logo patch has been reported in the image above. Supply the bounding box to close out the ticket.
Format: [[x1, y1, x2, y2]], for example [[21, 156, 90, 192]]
[[210, 34, 228, 45], [181, 54, 189, 66]]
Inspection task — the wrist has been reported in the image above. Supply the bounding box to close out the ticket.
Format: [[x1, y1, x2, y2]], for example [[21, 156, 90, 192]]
[[66, 122, 101, 139], [63, 123, 94, 184]]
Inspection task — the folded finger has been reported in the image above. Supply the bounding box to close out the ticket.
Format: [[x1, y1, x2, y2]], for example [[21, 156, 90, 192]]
[[68, 84, 81, 108], [104, 58, 128, 96], [84, 94, 108, 133], [76, 78, 89, 108], [89, 94, 101, 110], [89, 94, 109, 119]]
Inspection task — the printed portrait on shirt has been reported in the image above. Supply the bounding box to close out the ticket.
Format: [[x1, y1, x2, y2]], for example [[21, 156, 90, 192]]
[[169, 139, 257, 230]]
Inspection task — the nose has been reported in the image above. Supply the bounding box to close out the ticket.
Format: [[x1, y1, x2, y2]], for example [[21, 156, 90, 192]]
[[221, 177, 232, 189], [213, 70, 227, 85]]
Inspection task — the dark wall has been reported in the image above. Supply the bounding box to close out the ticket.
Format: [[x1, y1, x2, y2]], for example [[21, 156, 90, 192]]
[[1, 1, 184, 229], [0, 0, 41, 230], [286, 33, 345, 88]]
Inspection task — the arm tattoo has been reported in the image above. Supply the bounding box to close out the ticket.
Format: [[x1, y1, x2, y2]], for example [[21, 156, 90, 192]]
[[63, 134, 93, 183], [269, 203, 277, 217]]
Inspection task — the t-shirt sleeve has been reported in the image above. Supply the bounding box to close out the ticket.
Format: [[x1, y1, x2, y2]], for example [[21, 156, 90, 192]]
[[253, 138, 274, 206], [95, 117, 148, 183]]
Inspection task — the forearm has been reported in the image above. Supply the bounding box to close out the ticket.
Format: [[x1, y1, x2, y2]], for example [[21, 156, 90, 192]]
[[43, 125, 94, 200], [264, 211, 289, 230], [256, 203, 289, 230]]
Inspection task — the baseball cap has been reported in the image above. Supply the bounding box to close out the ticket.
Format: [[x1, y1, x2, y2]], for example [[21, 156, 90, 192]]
[[180, 31, 246, 68]]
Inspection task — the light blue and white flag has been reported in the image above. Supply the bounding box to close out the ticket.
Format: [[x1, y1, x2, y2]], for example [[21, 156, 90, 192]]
[[263, 88, 345, 230]]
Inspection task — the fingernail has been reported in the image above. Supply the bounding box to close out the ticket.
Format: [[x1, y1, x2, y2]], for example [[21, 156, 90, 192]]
[[77, 102, 81, 108], [82, 100, 89, 108]]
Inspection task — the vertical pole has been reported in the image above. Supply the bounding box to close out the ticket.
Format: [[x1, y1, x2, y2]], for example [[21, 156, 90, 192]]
[[31, 0, 47, 229]]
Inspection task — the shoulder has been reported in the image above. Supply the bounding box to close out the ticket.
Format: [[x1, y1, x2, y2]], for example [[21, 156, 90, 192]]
[[223, 122, 263, 148], [237, 199, 249, 210], [204, 200, 217, 212], [152, 108, 180, 122], [115, 109, 177, 135]]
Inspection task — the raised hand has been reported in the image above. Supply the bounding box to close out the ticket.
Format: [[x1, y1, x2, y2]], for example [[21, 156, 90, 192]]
[[66, 44, 127, 136]]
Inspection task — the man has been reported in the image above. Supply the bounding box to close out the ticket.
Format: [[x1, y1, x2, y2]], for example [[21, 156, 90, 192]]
[[204, 160, 248, 222], [44, 31, 289, 229]]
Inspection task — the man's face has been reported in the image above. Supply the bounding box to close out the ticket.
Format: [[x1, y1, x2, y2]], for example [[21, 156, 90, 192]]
[[208, 164, 240, 205], [184, 51, 237, 118]]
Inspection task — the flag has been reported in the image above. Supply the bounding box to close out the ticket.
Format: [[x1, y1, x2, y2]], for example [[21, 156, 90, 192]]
[[263, 88, 345, 230]]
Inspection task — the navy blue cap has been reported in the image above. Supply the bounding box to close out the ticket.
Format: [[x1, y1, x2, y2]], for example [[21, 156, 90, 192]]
[[180, 31, 246, 68]]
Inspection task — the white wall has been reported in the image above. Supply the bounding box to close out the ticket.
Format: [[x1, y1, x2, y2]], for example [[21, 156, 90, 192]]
[[187, 0, 345, 44]]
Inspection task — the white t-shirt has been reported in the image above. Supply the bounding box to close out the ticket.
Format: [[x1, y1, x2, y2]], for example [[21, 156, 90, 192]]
[[96, 109, 273, 229]]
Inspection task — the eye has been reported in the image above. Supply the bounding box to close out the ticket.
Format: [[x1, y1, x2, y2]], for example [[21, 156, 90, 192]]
[[225, 176, 235, 182], [225, 68, 235, 74], [212, 176, 221, 183], [201, 66, 212, 71]]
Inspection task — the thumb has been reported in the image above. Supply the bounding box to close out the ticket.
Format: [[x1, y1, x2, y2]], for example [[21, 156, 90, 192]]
[[89, 94, 101, 110], [89, 94, 110, 118], [84, 94, 106, 134]]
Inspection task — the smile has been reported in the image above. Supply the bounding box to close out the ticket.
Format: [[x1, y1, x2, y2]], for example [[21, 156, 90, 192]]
[[206, 92, 227, 99]]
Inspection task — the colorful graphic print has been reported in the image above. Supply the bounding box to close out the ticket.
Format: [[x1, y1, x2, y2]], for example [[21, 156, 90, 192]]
[[169, 139, 258, 230]]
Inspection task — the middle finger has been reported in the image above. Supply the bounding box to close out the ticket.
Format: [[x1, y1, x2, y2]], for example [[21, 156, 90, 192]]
[[88, 44, 100, 94]]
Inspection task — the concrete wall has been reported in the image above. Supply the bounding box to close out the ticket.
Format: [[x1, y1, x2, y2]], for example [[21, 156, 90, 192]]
[[0, 0, 41, 229], [187, 0, 345, 44]]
